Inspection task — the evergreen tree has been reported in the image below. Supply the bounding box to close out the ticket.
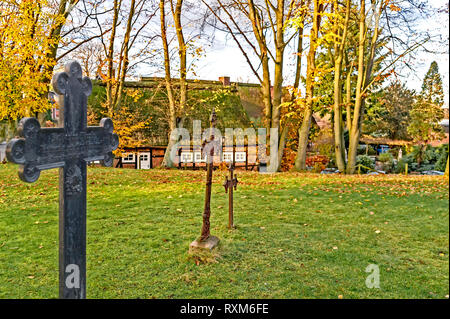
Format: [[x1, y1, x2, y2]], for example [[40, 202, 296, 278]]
[[365, 81, 415, 140], [421, 61, 444, 106], [407, 61, 445, 165]]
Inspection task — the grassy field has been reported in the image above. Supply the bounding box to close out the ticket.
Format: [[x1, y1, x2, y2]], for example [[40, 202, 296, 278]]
[[0, 163, 448, 299]]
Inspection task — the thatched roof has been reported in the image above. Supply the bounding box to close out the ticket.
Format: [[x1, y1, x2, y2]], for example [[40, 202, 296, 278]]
[[360, 136, 412, 146]]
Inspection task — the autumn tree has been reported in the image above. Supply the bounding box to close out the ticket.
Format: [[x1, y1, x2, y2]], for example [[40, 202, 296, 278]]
[[294, 0, 325, 170], [344, 0, 435, 173], [202, 0, 298, 171], [76, 0, 158, 152], [0, 0, 80, 124]]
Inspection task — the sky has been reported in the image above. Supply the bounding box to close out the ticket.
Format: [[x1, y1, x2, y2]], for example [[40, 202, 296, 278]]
[[187, 0, 449, 107]]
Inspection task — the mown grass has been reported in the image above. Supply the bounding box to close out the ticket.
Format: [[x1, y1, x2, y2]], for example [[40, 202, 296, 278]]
[[0, 163, 448, 299]]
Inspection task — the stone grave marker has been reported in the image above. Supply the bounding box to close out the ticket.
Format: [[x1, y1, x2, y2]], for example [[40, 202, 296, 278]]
[[5, 60, 119, 299]]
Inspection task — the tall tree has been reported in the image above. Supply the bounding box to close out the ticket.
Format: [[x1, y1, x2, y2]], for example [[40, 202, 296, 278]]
[[202, 0, 297, 171], [331, 0, 351, 172], [93, 0, 157, 115], [421, 61, 444, 107], [407, 61, 445, 165], [344, 0, 432, 173], [294, 0, 324, 170], [364, 81, 415, 141], [160, 0, 189, 168]]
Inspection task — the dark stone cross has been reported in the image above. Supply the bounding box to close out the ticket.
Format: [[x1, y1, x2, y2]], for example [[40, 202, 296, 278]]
[[6, 60, 119, 299]]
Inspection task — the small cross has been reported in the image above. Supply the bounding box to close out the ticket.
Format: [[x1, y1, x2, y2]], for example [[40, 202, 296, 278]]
[[223, 163, 238, 229], [6, 60, 119, 299]]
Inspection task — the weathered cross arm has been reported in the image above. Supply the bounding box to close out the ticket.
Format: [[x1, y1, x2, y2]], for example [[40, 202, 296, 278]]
[[223, 165, 238, 193], [6, 117, 119, 183]]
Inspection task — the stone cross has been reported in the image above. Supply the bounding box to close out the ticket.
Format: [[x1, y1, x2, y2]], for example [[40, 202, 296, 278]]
[[5, 60, 119, 299], [223, 163, 238, 229]]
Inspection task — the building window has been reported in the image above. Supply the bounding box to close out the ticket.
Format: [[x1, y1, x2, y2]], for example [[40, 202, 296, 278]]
[[194, 152, 205, 163], [181, 152, 193, 163], [222, 152, 233, 162], [122, 153, 135, 163], [235, 152, 246, 162]]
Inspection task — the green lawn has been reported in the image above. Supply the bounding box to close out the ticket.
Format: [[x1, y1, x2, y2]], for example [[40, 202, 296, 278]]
[[0, 163, 448, 299]]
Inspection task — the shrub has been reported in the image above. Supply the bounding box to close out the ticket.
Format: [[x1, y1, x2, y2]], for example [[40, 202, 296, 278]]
[[357, 145, 367, 155], [378, 152, 394, 173], [313, 162, 325, 173], [417, 164, 436, 173], [434, 144, 449, 172], [395, 155, 414, 174], [367, 145, 377, 156], [306, 155, 329, 169], [356, 155, 375, 173], [281, 148, 297, 172], [378, 152, 394, 162]]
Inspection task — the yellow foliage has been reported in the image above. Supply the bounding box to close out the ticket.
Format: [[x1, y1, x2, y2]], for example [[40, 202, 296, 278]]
[[97, 102, 149, 156], [0, 0, 63, 121], [125, 88, 144, 103]]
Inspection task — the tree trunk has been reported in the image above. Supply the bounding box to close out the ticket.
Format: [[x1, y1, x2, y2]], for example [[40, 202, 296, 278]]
[[161, 0, 187, 168], [345, 62, 353, 132], [347, 0, 366, 174], [276, 125, 288, 171], [293, 28, 304, 92], [270, 1, 286, 172], [333, 0, 350, 173], [294, 0, 322, 171], [333, 59, 346, 172], [160, 0, 178, 168], [256, 43, 272, 131], [174, 0, 187, 114], [105, 0, 120, 118], [295, 107, 313, 170], [112, 0, 136, 113], [445, 154, 449, 176]]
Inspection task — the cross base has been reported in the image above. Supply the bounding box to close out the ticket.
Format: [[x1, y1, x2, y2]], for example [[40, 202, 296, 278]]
[[189, 236, 220, 253]]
